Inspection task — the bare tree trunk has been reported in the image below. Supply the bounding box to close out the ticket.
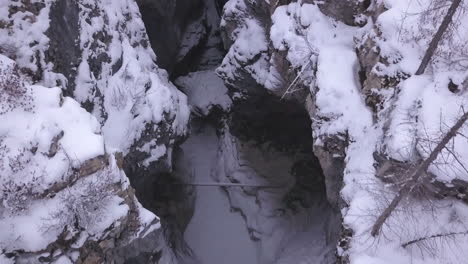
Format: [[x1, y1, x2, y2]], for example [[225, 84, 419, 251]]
[[371, 111, 468, 237], [415, 0, 463, 75]]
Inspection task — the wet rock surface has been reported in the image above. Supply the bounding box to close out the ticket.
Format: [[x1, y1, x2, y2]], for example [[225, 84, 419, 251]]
[[137, 0, 205, 75], [46, 0, 81, 95], [138, 0, 228, 79]]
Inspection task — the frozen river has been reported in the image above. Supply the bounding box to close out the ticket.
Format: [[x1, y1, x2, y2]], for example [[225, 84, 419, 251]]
[[178, 124, 258, 264]]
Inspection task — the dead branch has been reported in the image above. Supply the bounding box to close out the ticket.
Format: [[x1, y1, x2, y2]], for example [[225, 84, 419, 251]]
[[443, 145, 468, 175], [371, 111, 468, 237], [402, 230, 468, 248], [280, 59, 312, 100], [415, 0, 463, 75]]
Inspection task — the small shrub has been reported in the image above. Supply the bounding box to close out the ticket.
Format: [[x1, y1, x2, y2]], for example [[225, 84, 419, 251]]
[[42, 169, 115, 232], [1, 174, 41, 214], [0, 63, 33, 114]]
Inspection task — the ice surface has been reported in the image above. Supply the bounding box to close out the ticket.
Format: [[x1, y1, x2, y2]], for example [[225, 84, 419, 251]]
[[179, 124, 258, 264]]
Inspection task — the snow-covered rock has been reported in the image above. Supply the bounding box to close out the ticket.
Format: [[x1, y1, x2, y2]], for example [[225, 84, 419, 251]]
[[0, 0, 190, 174], [2, 0, 468, 263], [0, 55, 159, 263], [217, 1, 468, 263], [0, 0, 191, 262], [175, 70, 231, 116]]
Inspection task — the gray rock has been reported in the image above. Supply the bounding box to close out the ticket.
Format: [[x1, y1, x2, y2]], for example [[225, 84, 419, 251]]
[[136, 0, 206, 74], [46, 0, 81, 95]]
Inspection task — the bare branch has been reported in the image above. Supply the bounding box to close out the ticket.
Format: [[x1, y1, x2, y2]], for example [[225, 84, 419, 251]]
[[415, 0, 463, 75], [371, 111, 468, 237], [402, 230, 468, 248], [280, 58, 312, 100], [443, 145, 468, 175]]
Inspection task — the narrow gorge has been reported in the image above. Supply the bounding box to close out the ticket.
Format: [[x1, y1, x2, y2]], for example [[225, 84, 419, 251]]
[[131, 1, 340, 262], [1, 0, 467, 264]]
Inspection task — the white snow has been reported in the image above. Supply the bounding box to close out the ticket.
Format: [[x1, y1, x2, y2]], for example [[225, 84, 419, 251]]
[[0, 1, 51, 75], [0, 198, 63, 252], [377, 0, 468, 182], [0, 254, 14, 264], [337, 1, 468, 263], [142, 145, 167, 167], [0, 56, 104, 189], [315, 47, 372, 137], [53, 255, 73, 264], [385, 73, 468, 183], [101, 39, 189, 154], [217, 1, 271, 88], [416, 74, 468, 182], [175, 70, 232, 116], [74, 0, 190, 165], [384, 76, 431, 161], [0, 55, 150, 257], [0, 83, 104, 168]]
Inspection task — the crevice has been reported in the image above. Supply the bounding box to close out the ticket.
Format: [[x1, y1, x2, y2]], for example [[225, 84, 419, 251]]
[[130, 1, 340, 263], [136, 0, 206, 74], [45, 0, 81, 96]]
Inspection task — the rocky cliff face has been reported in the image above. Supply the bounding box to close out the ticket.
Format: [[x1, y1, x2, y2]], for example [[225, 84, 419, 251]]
[[0, 0, 188, 262], [137, 0, 228, 78], [136, 0, 205, 74], [217, 0, 361, 210], [216, 1, 468, 263], [215, 100, 340, 263], [0, 54, 161, 263]]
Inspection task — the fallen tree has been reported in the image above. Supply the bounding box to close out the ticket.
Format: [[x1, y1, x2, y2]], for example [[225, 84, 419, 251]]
[[371, 111, 468, 237]]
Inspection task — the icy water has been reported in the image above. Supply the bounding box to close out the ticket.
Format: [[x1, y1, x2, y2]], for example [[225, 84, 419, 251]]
[[178, 124, 258, 264]]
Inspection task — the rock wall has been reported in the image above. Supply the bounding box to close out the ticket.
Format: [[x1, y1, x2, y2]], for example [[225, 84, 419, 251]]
[[137, 0, 228, 78], [0, 55, 161, 263], [0, 0, 190, 262], [216, 1, 468, 263], [136, 0, 205, 74], [215, 99, 340, 263]]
